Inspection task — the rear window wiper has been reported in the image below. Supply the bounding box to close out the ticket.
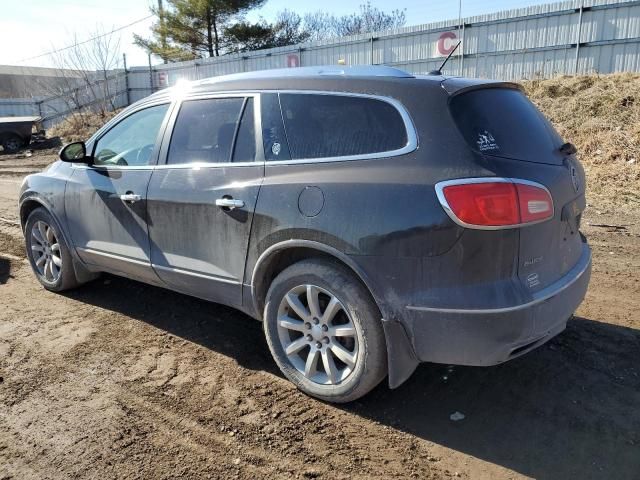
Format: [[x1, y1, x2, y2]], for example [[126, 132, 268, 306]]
[[559, 142, 577, 156]]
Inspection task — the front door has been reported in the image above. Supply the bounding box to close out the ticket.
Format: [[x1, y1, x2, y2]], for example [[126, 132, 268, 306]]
[[65, 102, 171, 284], [146, 95, 263, 306]]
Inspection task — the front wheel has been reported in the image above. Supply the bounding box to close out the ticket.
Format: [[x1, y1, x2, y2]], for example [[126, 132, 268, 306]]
[[263, 259, 387, 403], [25, 208, 80, 292]]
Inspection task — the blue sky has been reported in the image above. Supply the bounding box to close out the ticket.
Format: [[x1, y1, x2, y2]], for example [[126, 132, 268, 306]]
[[2, 0, 555, 68]]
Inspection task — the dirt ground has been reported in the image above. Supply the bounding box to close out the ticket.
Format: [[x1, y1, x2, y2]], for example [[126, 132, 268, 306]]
[[0, 148, 639, 480]]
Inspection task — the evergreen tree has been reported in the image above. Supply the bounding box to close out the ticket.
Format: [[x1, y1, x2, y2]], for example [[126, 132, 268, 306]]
[[134, 0, 266, 62]]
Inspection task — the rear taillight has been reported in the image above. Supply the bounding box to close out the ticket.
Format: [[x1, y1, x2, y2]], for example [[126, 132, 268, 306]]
[[435, 178, 553, 229], [515, 183, 553, 223]]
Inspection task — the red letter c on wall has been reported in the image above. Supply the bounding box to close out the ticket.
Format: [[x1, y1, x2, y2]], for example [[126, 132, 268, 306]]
[[437, 31, 458, 56]]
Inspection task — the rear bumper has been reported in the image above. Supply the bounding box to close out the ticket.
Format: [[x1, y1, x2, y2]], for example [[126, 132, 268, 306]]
[[404, 241, 591, 366]]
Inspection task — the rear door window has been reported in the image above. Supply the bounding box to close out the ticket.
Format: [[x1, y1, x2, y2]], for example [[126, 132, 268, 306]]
[[168, 97, 245, 164], [278, 93, 408, 160], [450, 88, 564, 164]]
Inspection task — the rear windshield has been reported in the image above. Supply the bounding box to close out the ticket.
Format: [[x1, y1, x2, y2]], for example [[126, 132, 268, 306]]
[[450, 88, 563, 163]]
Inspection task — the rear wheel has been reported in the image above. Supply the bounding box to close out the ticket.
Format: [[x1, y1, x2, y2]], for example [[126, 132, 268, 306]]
[[25, 208, 80, 292], [2, 134, 23, 153], [263, 259, 387, 403]]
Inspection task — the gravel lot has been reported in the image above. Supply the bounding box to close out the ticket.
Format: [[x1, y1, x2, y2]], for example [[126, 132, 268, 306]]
[[1, 149, 639, 479]]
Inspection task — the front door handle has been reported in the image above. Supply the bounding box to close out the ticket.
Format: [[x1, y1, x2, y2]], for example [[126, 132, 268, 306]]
[[215, 197, 245, 210], [120, 192, 141, 203]]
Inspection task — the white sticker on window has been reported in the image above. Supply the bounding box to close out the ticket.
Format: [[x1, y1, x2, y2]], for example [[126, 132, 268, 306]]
[[477, 130, 499, 152], [271, 142, 282, 156]]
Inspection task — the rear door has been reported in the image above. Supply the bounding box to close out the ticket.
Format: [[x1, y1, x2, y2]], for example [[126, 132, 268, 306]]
[[449, 87, 587, 292], [146, 94, 263, 306]]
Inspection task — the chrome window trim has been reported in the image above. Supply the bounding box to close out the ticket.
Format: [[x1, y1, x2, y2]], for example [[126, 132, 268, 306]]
[[87, 99, 174, 150], [266, 90, 418, 165], [435, 177, 555, 230], [165, 91, 264, 166], [74, 89, 417, 170], [73, 99, 175, 171], [74, 93, 263, 171], [73, 161, 261, 171]]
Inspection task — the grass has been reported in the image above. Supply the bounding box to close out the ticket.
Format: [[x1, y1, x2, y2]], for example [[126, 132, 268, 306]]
[[48, 110, 120, 144], [523, 73, 640, 210]]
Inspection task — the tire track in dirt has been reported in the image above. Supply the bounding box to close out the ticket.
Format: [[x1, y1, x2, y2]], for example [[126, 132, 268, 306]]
[[1, 149, 639, 479], [1, 265, 448, 479]]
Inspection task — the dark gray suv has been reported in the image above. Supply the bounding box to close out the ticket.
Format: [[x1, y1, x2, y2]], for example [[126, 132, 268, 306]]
[[19, 66, 591, 403]]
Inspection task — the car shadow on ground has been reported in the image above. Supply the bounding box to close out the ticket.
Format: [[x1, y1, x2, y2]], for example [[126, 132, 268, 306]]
[[65, 274, 640, 480], [65, 274, 278, 375]]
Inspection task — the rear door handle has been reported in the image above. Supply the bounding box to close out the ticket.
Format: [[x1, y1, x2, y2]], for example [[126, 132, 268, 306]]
[[215, 197, 245, 210], [120, 192, 141, 203]]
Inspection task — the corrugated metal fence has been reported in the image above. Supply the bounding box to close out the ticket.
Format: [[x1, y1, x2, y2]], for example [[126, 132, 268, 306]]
[[0, 72, 128, 128], [2, 0, 639, 126]]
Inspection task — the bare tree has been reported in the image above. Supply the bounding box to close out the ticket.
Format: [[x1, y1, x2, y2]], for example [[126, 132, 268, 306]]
[[36, 26, 123, 129], [334, 2, 406, 36], [272, 10, 310, 46], [302, 3, 406, 42], [302, 11, 335, 42]]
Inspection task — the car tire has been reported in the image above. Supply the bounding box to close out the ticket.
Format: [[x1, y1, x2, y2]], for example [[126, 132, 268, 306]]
[[25, 207, 81, 292], [264, 259, 387, 403], [2, 134, 23, 153]]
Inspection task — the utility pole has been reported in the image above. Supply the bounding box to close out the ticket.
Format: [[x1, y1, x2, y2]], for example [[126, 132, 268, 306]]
[[148, 53, 154, 93], [574, 1, 584, 74], [123, 53, 130, 106], [158, 0, 167, 64], [458, 0, 464, 76]]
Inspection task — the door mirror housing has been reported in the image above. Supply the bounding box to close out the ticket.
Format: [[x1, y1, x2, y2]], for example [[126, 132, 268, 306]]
[[59, 141, 90, 163]]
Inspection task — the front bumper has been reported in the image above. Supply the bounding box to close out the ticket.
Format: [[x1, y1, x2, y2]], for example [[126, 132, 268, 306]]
[[403, 241, 592, 366]]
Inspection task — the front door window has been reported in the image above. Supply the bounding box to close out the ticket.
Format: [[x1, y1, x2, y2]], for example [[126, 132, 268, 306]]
[[93, 104, 170, 167]]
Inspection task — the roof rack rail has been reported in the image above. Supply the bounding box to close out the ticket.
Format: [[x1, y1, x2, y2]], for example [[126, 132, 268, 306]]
[[197, 65, 414, 85]]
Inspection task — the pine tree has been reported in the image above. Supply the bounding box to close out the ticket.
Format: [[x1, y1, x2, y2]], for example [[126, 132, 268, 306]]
[[134, 0, 266, 62]]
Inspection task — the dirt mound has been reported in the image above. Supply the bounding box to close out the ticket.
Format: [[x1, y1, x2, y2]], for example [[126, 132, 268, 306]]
[[48, 110, 120, 143], [523, 73, 640, 210]]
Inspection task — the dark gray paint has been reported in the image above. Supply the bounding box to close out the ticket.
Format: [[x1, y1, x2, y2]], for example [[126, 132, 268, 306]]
[[65, 167, 160, 284], [18, 70, 591, 388], [146, 164, 263, 305]]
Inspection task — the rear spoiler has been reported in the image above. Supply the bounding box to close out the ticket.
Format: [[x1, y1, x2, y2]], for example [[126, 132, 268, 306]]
[[441, 78, 523, 97]]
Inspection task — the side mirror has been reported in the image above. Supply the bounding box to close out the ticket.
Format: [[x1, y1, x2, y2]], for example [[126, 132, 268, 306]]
[[59, 141, 89, 163]]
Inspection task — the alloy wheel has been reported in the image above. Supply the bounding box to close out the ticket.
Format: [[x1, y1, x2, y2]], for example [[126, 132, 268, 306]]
[[30, 220, 62, 283], [276, 284, 359, 385]]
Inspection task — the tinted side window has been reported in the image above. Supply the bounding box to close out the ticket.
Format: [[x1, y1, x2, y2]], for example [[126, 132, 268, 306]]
[[168, 98, 244, 164], [450, 88, 563, 163], [279, 94, 408, 160], [232, 98, 256, 162], [93, 104, 169, 166]]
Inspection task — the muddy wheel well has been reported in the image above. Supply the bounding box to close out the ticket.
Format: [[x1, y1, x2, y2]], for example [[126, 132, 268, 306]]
[[19, 200, 43, 230], [253, 246, 377, 320]]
